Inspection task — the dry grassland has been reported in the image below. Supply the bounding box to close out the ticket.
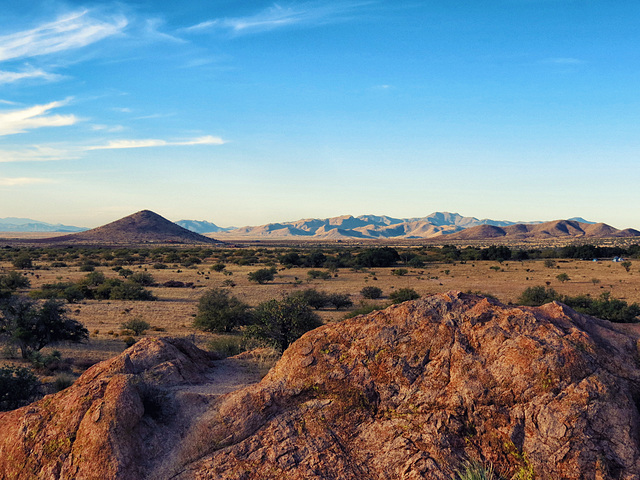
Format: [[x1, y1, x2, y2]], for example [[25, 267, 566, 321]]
[[2, 256, 640, 376]]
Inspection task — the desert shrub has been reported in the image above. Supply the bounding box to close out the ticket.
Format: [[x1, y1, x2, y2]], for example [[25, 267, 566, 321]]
[[51, 261, 67, 268], [79, 264, 95, 272], [343, 302, 388, 319], [391, 268, 408, 276], [361, 286, 383, 299], [556, 273, 570, 283], [307, 270, 332, 280], [0, 365, 40, 411], [81, 271, 106, 287], [279, 252, 302, 267], [246, 296, 322, 352], [129, 272, 155, 286], [121, 317, 151, 336], [248, 267, 277, 284], [517, 286, 560, 306], [454, 460, 500, 480], [118, 268, 134, 278], [389, 288, 420, 304], [407, 256, 425, 268], [122, 336, 137, 348], [206, 335, 245, 358], [355, 247, 400, 268], [109, 281, 156, 301], [152, 263, 168, 269], [328, 293, 353, 310], [29, 350, 68, 373], [0, 271, 30, 292], [211, 263, 226, 272], [51, 373, 75, 392], [290, 288, 330, 310], [12, 253, 33, 270], [193, 288, 251, 333], [563, 292, 640, 323]]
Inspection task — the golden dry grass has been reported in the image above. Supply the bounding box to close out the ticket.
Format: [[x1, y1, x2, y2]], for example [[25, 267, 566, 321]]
[[2, 256, 640, 373]]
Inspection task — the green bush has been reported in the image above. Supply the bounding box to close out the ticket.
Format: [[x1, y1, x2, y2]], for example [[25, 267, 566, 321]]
[[248, 267, 277, 284], [246, 296, 322, 352], [389, 288, 420, 304], [517, 286, 560, 306], [193, 288, 251, 333], [343, 302, 388, 319], [0, 365, 40, 411], [206, 335, 245, 358], [328, 293, 353, 310], [290, 289, 330, 310], [121, 317, 151, 336], [361, 286, 383, 299]]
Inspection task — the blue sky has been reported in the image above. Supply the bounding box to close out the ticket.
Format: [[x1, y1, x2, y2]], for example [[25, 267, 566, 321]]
[[1, 0, 639, 229]]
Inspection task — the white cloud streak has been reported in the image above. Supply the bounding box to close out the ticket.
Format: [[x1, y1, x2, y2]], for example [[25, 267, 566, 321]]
[[0, 10, 128, 62], [0, 100, 78, 136], [184, 1, 373, 35], [85, 135, 225, 150], [0, 145, 80, 163], [0, 177, 54, 186], [0, 68, 63, 84]]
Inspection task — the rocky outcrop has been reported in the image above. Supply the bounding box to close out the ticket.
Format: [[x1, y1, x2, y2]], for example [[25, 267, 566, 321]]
[[2, 293, 640, 479], [0, 338, 216, 480]]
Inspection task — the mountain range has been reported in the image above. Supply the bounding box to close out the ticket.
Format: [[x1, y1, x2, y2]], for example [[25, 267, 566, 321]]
[[208, 212, 610, 240], [3, 211, 637, 242]]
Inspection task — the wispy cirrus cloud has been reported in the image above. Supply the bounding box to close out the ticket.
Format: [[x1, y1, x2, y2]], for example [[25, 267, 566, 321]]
[[0, 67, 63, 85], [0, 177, 54, 186], [0, 100, 78, 136], [0, 135, 225, 162], [0, 10, 127, 62], [85, 135, 225, 150], [0, 145, 80, 163], [184, 1, 373, 35]]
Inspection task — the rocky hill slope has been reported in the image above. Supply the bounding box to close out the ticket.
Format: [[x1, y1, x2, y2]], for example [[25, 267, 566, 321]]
[[1, 293, 640, 479], [37, 210, 221, 245]]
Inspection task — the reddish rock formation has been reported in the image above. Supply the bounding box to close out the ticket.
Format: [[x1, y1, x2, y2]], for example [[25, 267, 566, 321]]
[[2, 292, 640, 479]]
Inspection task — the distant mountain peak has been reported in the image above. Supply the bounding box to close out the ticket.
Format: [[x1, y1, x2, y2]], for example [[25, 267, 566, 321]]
[[36, 210, 221, 245]]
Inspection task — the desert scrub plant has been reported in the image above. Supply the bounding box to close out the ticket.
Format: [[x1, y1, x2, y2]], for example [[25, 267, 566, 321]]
[[121, 317, 151, 336], [454, 460, 501, 480], [343, 302, 389, 319], [247, 267, 277, 284], [246, 295, 322, 353], [360, 286, 383, 299], [389, 288, 420, 304], [0, 365, 40, 411], [206, 335, 246, 358], [193, 288, 251, 333], [556, 272, 570, 283]]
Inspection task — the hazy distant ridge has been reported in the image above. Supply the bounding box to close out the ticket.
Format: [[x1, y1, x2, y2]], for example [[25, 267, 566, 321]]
[[0, 218, 87, 232]]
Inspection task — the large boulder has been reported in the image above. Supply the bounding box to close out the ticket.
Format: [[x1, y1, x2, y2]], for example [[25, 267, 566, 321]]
[[2, 292, 640, 479]]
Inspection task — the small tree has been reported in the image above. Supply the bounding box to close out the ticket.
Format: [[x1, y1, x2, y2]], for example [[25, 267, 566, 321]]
[[12, 253, 32, 270], [0, 297, 89, 359], [517, 286, 560, 306], [621, 261, 632, 273], [246, 296, 322, 352], [121, 317, 151, 336], [328, 293, 353, 310], [248, 267, 277, 284], [290, 289, 329, 310], [556, 273, 570, 283], [389, 288, 420, 304], [193, 288, 251, 333]]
